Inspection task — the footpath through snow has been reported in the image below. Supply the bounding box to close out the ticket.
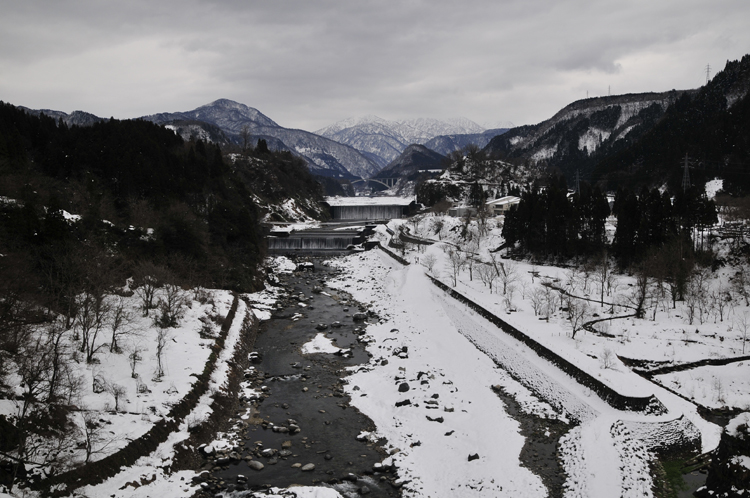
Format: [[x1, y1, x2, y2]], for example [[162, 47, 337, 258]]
[[329, 249, 715, 498]]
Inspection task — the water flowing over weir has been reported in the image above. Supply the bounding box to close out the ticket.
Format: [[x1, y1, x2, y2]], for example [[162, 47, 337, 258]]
[[266, 227, 373, 256]]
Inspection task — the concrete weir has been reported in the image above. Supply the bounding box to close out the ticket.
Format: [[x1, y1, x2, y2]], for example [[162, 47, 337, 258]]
[[266, 226, 375, 256]]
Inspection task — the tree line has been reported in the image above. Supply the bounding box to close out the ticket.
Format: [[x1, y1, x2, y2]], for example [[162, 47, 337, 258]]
[[501, 177, 610, 259], [502, 177, 717, 267]]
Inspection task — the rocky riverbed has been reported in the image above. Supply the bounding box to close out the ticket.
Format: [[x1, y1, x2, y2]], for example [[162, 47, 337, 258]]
[[194, 260, 400, 497]]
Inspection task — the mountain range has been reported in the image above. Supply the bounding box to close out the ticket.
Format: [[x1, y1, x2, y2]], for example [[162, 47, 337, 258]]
[[141, 99, 379, 179], [14, 54, 750, 193], [315, 115, 508, 168], [14, 99, 512, 180]]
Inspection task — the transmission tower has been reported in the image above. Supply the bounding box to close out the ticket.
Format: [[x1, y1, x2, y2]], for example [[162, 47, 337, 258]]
[[682, 153, 691, 192], [705, 63, 711, 84]]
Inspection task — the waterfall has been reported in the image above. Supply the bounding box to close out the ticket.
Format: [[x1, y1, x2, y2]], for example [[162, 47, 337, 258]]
[[267, 229, 363, 255]]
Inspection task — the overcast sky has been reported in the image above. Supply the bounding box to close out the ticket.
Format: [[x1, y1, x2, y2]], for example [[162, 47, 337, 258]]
[[1, 0, 749, 131]]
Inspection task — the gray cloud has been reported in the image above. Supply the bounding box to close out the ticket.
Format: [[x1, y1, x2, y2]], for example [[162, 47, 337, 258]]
[[1, 0, 749, 130]]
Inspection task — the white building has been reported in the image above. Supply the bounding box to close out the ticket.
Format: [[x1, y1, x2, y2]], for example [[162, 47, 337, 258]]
[[486, 196, 521, 216]]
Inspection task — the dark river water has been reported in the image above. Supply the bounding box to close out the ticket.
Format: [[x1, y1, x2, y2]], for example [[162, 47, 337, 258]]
[[210, 261, 398, 497]]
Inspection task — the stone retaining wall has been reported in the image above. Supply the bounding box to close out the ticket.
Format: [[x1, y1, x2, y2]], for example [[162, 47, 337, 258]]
[[376, 242, 410, 266], [428, 276, 666, 414], [623, 415, 702, 457]]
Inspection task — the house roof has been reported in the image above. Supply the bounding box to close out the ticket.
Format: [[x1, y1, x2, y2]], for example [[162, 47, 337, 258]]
[[486, 195, 520, 206]]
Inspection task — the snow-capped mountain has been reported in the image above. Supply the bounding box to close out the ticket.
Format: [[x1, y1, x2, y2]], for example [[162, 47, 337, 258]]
[[315, 115, 491, 168], [143, 99, 380, 179]]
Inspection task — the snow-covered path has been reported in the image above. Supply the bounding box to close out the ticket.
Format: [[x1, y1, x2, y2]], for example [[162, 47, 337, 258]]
[[334, 254, 548, 497], [331, 249, 718, 498]]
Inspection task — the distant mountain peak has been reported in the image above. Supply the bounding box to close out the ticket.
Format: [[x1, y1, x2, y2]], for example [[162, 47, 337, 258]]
[[315, 115, 501, 168]]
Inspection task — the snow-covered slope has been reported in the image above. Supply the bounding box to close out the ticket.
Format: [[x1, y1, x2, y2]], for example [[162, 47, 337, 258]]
[[485, 91, 687, 163]]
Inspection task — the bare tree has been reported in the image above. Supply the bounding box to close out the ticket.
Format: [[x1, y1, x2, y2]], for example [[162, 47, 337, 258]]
[[492, 255, 518, 295], [477, 262, 497, 293], [79, 411, 117, 463], [422, 253, 437, 274], [43, 320, 79, 403], [445, 246, 466, 287], [711, 286, 730, 323], [628, 267, 651, 319], [594, 251, 612, 306], [567, 298, 590, 339], [736, 311, 750, 354], [529, 286, 546, 316], [733, 263, 750, 306], [8, 335, 78, 491], [133, 262, 165, 316], [102, 380, 127, 412], [154, 328, 171, 380], [155, 283, 188, 328], [600, 348, 616, 369], [564, 267, 581, 294], [464, 238, 479, 281], [108, 295, 134, 353], [542, 283, 558, 321], [74, 290, 110, 363], [126, 343, 146, 379]]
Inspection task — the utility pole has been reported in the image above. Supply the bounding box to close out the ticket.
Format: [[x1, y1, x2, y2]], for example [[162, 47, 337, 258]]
[[682, 153, 691, 192], [575, 169, 580, 194], [706, 63, 711, 84]]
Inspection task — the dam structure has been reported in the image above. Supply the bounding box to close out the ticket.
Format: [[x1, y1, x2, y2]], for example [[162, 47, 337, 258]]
[[324, 196, 416, 221], [266, 226, 375, 256]]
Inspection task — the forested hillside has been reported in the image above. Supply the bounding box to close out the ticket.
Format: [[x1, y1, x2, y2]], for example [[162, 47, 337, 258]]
[[0, 102, 325, 301], [591, 55, 750, 193]]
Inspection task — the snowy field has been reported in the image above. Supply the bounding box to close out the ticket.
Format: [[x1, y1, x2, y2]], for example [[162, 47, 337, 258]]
[[0, 288, 233, 468]]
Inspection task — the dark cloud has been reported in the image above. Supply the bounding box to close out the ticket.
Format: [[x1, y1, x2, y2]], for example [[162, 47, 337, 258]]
[[1, 0, 749, 130]]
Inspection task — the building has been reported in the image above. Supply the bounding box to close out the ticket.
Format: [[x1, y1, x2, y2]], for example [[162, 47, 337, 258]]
[[447, 204, 477, 218], [324, 196, 416, 221], [486, 196, 521, 216]]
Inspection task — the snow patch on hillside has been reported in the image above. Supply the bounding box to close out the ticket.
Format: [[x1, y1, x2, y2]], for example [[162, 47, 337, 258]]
[[578, 128, 611, 154], [532, 145, 557, 162]]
